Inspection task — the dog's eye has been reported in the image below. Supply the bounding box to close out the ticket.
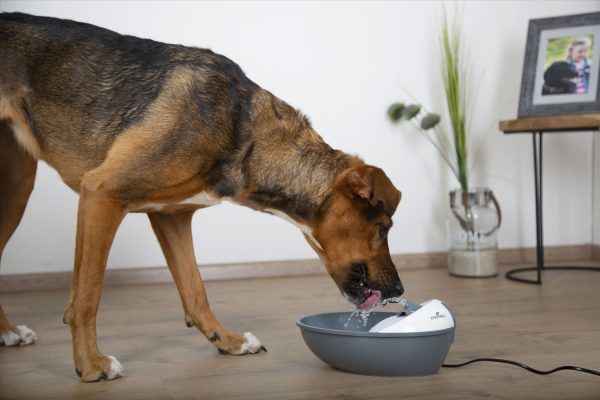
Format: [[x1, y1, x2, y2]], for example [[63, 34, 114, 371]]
[[378, 224, 389, 240]]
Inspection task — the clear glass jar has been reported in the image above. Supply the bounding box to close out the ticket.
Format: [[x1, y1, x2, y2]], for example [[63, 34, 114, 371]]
[[447, 188, 501, 277]]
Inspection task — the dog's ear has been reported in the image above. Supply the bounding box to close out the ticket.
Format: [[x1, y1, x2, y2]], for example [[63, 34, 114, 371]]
[[340, 165, 401, 216]]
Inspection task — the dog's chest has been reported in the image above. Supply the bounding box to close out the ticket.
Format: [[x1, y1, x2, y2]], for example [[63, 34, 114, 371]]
[[131, 191, 223, 213]]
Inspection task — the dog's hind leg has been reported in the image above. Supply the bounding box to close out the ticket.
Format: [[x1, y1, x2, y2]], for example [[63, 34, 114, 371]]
[[0, 120, 38, 346], [148, 211, 266, 355]]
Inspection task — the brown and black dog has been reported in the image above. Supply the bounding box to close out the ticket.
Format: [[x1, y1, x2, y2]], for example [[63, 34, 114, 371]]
[[0, 13, 403, 381]]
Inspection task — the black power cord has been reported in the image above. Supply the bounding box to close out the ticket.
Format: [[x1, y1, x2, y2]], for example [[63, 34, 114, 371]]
[[443, 358, 600, 376]]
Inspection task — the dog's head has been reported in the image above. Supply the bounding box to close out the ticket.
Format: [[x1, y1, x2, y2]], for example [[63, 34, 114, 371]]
[[307, 165, 403, 309], [543, 61, 578, 93]]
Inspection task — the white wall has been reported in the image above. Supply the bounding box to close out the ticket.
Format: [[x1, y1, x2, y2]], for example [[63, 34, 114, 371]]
[[1, 0, 598, 275]]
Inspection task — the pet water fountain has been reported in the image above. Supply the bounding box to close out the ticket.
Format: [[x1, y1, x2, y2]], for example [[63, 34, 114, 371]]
[[296, 299, 455, 376]]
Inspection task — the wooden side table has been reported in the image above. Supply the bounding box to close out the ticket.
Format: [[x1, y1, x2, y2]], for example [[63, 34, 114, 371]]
[[500, 114, 600, 284]]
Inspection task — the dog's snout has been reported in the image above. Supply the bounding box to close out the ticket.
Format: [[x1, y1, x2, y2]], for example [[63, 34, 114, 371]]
[[350, 262, 368, 282]]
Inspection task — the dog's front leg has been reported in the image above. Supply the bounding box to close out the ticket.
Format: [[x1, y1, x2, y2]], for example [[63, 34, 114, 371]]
[[64, 172, 127, 381], [148, 211, 266, 355]]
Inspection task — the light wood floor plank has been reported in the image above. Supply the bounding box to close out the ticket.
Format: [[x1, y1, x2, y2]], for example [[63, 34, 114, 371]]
[[1, 263, 600, 399]]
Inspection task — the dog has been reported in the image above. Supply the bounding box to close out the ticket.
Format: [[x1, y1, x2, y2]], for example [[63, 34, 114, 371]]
[[0, 12, 403, 381], [542, 61, 578, 95]]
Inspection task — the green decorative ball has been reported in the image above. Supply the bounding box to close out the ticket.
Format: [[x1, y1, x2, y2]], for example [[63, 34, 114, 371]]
[[387, 103, 405, 122], [402, 104, 421, 120], [420, 113, 441, 129]]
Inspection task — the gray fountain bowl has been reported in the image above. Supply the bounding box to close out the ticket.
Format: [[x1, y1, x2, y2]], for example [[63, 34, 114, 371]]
[[297, 311, 455, 377]]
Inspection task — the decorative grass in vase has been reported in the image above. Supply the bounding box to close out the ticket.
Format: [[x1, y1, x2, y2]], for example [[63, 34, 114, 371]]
[[387, 9, 501, 278]]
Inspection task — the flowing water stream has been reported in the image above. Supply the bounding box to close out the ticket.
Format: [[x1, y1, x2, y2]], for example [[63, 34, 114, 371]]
[[343, 297, 407, 329]]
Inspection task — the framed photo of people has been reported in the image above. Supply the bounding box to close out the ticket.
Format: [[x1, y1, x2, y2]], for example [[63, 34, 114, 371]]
[[518, 12, 600, 117]]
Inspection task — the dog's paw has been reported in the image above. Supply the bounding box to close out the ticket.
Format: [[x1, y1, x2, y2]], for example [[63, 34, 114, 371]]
[[0, 325, 37, 346], [76, 355, 126, 382], [230, 332, 266, 355]]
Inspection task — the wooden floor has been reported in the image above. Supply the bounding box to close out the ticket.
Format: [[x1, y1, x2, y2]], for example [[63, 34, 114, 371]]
[[1, 264, 600, 400]]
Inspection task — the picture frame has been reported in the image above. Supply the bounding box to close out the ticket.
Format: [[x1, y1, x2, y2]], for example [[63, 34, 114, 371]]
[[518, 12, 600, 118]]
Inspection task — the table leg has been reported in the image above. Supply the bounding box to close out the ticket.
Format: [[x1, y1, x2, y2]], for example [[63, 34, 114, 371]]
[[534, 131, 544, 283], [506, 131, 600, 284], [506, 132, 544, 284]]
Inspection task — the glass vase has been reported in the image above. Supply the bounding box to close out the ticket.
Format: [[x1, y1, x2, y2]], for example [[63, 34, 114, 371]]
[[447, 188, 501, 277]]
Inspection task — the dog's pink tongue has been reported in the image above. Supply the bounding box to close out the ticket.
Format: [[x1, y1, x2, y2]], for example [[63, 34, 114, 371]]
[[356, 290, 382, 310]]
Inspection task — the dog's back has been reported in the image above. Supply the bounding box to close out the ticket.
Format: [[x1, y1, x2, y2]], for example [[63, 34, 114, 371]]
[[1, 12, 255, 186]]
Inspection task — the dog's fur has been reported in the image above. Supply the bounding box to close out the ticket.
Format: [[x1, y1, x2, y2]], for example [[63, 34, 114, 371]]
[[0, 12, 403, 381]]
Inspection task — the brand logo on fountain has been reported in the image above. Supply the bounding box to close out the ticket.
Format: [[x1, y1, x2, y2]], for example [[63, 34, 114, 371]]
[[430, 311, 446, 320]]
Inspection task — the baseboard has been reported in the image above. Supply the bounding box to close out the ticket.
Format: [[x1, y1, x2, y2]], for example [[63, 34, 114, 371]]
[[593, 245, 600, 261], [498, 243, 593, 265], [0, 244, 595, 293]]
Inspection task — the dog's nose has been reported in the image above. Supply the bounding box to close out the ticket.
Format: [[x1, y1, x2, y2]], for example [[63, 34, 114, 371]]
[[394, 280, 404, 297]]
